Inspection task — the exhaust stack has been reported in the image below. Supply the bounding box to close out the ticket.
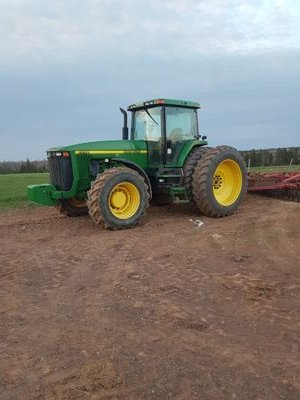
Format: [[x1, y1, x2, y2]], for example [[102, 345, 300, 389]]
[[120, 108, 129, 140]]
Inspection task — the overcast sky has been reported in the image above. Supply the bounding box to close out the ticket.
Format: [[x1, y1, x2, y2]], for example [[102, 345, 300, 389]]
[[0, 0, 299, 160]]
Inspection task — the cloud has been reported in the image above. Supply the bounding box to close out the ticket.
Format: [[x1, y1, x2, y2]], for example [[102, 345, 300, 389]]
[[0, 1, 299, 160], [1, 48, 299, 159], [1, 0, 299, 67]]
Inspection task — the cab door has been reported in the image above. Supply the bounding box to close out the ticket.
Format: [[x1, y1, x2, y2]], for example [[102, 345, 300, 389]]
[[132, 106, 163, 167], [164, 106, 198, 165]]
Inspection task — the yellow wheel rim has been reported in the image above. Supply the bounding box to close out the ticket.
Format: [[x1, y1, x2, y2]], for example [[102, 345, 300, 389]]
[[109, 182, 140, 219], [212, 159, 243, 206]]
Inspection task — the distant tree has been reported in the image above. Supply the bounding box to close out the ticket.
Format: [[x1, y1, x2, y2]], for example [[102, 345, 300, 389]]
[[249, 149, 258, 167], [0, 164, 12, 174], [268, 152, 273, 166], [261, 149, 269, 166], [257, 150, 263, 166], [276, 148, 283, 165], [292, 148, 300, 164], [19, 158, 37, 173]]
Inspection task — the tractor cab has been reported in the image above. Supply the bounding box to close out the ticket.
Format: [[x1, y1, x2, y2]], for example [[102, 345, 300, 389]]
[[126, 99, 204, 166]]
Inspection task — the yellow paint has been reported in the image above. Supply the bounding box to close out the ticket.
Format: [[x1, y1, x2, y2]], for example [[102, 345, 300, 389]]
[[212, 159, 242, 206], [109, 181, 140, 219], [75, 150, 147, 155]]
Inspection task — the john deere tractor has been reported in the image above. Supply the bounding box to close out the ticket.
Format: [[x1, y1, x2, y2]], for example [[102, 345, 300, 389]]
[[28, 98, 247, 229]]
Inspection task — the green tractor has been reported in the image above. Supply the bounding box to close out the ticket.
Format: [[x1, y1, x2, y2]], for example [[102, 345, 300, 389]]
[[28, 98, 247, 229]]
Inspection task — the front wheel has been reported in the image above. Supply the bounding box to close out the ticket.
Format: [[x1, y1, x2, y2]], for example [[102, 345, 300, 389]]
[[56, 198, 88, 217], [192, 146, 247, 217], [87, 167, 150, 229]]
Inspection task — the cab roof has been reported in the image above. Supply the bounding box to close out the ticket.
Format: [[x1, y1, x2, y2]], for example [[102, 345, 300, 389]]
[[127, 98, 200, 111]]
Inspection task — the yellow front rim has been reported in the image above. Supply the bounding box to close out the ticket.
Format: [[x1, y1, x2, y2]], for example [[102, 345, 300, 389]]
[[109, 182, 140, 219], [212, 159, 243, 206]]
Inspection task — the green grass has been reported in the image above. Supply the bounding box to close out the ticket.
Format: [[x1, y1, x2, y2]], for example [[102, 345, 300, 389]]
[[249, 165, 300, 173], [0, 173, 49, 210]]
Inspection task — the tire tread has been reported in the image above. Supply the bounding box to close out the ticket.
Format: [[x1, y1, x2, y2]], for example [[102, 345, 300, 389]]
[[192, 146, 247, 217], [86, 167, 150, 229]]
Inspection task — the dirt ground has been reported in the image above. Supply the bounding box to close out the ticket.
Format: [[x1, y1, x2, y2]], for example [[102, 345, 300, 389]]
[[1, 195, 300, 400]]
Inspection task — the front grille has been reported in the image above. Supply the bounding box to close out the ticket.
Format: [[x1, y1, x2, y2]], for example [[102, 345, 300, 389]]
[[48, 155, 73, 190]]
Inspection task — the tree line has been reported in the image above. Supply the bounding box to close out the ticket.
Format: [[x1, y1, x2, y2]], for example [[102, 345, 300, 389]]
[[0, 159, 48, 174], [239, 147, 300, 167], [0, 147, 299, 174]]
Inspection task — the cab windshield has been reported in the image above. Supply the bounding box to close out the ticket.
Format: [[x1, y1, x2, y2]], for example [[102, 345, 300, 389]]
[[131, 107, 162, 141], [131, 106, 198, 141]]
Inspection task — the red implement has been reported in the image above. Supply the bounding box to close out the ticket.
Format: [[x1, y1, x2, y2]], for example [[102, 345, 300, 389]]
[[248, 172, 300, 202]]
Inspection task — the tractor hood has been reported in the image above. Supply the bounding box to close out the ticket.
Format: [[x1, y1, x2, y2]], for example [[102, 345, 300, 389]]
[[48, 139, 147, 156]]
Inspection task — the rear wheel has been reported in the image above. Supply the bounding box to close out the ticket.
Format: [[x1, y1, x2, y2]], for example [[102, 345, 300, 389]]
[[183, 146, 210, 207], [192, 146, 247, 217], [87, 167, 150, 229], [56, 198, 88, 217]]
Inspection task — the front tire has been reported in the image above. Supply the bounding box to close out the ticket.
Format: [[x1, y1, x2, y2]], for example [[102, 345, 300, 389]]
[[192, 146, 247, 217], [87, 167, 150, 229], [56, 198, 88, 217]]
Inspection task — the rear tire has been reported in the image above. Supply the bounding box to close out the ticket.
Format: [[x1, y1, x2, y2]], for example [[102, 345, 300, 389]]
[[56, 198, 88, 217], [192, 146, 247, 217], [183, 146, 210, 207], [87, 167, 150, 229]]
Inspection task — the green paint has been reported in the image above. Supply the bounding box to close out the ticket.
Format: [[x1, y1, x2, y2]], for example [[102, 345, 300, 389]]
[[170, 186, 189, 203], [27, 184, 57, 206]]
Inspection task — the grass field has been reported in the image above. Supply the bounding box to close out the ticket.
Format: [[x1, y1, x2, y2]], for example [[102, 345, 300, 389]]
[[0, 173, 49, 210]]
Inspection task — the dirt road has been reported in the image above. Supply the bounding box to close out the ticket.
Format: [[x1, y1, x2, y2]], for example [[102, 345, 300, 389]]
[[1, 195, 299, 399]]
